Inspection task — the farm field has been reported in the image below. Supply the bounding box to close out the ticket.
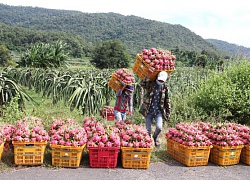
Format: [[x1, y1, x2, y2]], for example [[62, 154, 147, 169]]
[[1, 59, 250, 173]]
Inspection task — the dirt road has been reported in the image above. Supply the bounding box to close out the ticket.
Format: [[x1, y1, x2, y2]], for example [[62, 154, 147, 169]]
[[0, 160, 249, 180]]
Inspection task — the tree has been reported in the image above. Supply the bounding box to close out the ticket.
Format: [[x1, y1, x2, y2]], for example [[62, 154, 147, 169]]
[[0, 45, 12, 66], [194, 54, 207, 68], [90, 39, 130, 69]]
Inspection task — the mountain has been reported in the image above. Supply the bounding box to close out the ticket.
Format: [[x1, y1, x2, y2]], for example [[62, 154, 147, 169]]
[[206, 39, 250, 59], [0, 3, 228, 57]]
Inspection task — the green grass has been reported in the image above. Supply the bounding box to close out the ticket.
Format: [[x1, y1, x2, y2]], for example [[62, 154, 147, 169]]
[[22, 88, 86, 128]]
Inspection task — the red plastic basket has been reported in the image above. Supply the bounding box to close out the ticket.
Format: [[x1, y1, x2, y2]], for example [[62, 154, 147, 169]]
[[99, 110, 115, 121], [88, 147, 119, 168]]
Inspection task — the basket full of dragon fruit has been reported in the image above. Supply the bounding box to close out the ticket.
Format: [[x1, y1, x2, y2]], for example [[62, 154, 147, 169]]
[[99, 106, 115, 121], [108, 68, 134, 91], [133, 48, 176, 81]]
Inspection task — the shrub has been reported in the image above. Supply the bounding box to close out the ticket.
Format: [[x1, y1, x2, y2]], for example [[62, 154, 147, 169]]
[[192, 60, 250, 124]]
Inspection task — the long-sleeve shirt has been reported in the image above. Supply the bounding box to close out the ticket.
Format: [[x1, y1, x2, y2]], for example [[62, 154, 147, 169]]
[[148, 84, 162, 116], [139, 77, 171, 120], [114, 87, 133, 113]]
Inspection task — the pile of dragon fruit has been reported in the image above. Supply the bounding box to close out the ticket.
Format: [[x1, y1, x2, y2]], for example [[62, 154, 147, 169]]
[[166, 122, 250, 147], [0, 116, 153, 148], [113, 68, 134, 84], [100, 106, 114, 116], [138, 48, 176, 71]]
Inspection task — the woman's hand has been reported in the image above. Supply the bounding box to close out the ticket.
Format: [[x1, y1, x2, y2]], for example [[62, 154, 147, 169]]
[[120, 81, 125, 87], [165, 114, 170, 121]]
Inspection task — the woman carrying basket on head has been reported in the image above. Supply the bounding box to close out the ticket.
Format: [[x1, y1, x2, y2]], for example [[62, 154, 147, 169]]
[[114, 82, 134, 121]]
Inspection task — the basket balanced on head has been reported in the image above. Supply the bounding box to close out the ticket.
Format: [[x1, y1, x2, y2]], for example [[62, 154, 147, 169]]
[[108, 68, 134, 91], [133, 48, 176, 81]]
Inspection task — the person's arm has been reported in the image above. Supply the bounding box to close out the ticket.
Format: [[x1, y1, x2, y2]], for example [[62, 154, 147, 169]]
[[128, 95, 133, 117], [164, 86, 171, 120], [116, 82, 124, 96]]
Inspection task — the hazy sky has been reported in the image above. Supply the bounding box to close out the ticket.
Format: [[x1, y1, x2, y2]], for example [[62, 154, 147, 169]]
[[1, 0, 250, 47]]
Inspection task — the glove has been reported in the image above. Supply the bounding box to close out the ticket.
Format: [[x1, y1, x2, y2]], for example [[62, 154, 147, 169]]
[[120, 81, 125, 87]]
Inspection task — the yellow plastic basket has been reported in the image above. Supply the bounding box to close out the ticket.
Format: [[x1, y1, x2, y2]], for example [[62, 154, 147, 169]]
[[240, 145, 250, 165], [166, 138, 212, 167], [209, 144, 244, 166], [166, 138, 179, 156], [121, 147, 153, 169], [133, 54, 174, 81], [12, 141, 47, 165], [0, 142, 4, 160], [132, 54, 150, 79], [108, 74, 127, 92], [50, 144, 85, 168]]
